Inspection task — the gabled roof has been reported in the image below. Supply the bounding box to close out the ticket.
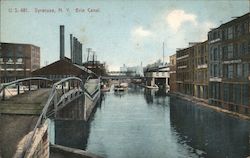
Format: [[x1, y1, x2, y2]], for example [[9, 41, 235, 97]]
[[32, 57, 93, 76]]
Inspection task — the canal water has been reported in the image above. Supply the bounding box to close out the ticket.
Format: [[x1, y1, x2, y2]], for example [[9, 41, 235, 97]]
[[55, 84, 250, 158]]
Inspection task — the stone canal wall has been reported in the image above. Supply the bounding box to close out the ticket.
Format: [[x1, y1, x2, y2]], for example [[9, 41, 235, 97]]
[[23, 120, 50, 158], [56, 96, 85, 120], [50, 144, 103, 158], [84, 91, 100, 121]]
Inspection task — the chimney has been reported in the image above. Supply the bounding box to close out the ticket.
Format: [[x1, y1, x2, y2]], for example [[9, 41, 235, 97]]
[[79, 43, 82, 64], [73, 37, 77, 64], [70, 34, 73, 62], [60, 25, 65, 59]]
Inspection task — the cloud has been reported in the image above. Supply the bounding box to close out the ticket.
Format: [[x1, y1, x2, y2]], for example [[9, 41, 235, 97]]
[[132, 26, 152, 38], [166, 9, 197, 32], [128, 9, 216, 67], [131, 26, 153, 51]]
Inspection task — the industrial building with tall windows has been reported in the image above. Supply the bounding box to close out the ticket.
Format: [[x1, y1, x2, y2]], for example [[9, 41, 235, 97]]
[[0, 43, 40, 83], [208, 12, 250, 114], [176, 41, 209, 101], [173, 12, 250, 116]]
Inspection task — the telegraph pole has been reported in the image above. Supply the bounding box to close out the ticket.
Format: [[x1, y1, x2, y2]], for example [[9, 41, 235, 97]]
[[162, 42, 165, 66]]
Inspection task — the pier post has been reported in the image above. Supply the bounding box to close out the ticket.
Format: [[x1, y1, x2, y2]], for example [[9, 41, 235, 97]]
[[38, 80, 40, 89], [17, 83, 20, 95], [62, 83, 64, 94], [29, 80, 31, 91], [2, 88, 5, 100], [54, 92, 58, 118]]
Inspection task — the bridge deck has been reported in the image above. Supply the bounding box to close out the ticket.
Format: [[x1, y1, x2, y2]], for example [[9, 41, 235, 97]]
[[0, 88, 51, 115]]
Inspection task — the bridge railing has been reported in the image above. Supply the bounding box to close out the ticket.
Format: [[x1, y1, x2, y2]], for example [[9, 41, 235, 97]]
[[0, 77, 53, 100], [21, 76, 101, 157]]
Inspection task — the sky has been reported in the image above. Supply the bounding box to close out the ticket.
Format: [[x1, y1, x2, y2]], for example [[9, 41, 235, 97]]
[[0, 0, 249, 71]]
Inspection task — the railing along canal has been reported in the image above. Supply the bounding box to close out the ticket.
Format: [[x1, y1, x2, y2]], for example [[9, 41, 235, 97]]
[[20, 76, 100, 157], [0, 77, 53, 100]]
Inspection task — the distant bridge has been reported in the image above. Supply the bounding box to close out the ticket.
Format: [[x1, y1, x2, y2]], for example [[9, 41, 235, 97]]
[[101, 75, 142, 80], [107, 71, 136, 74]]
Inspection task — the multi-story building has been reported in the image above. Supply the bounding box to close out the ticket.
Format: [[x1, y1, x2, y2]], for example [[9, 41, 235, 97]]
[[176, 44, 195, 95], [208, 13, 250, 114], [176, 41, 209, 100], [169, 54, 177, 92], [193, 41, 209, 100], [0, 43, 40, 83]]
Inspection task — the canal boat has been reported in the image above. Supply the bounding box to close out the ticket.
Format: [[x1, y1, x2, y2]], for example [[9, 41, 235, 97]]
[[145, 84, 159, 89], [114, 83, 128, 92], [101, 84, 110, 92]]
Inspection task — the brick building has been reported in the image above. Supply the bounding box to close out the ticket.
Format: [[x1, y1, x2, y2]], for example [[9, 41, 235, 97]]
[[193, 41, 209, 100], [169, 54, 177, 92], [176, 45, 195, 95], [208, 13, 250, 114], [0, 43, 40, 83], [176, 41, 209, 100]]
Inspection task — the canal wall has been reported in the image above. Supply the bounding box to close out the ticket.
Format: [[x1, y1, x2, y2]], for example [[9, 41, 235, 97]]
[[0, 114, 39, 158], [50, 144, 103, 158], [170, 92, 250, 120], [84, 90, 100, 121], [54, 120, 90, 149], [56, 96, 85, 120]]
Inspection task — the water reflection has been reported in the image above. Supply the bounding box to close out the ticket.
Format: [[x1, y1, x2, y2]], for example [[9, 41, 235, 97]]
[[144, 88, 168, 106], [55, 85, 250, 158], [55, 120, 90, 150], [170, 97, 250, 158]]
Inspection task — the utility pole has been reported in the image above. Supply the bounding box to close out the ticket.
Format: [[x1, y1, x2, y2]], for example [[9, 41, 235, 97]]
[[86, 48, 92, 62], [163, 42, 165, 66]]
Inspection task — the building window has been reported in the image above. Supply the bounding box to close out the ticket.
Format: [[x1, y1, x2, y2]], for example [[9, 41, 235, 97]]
[[214, 64, 218, 77], [228, 65, 233, 79], [243, 22, 248, 34], [228, 27, 233, 39], [248, 40, 250, 53], [222, 29, 227, 40], [213, 48, 218, 60], [234, 84, 241, 104], [237, 64, 242, 77], [234, 43, 238, 58], [243, 41, 247, 54], [243, 63, 249, 77], [223, 65, 228, 78], [228, 44, 233, 59], [242, 84, 249, 105], [210, 64, 213, 77], [222, 46, 228, 60], [249, 21, 250, 33], [235, 25, 239, 37]]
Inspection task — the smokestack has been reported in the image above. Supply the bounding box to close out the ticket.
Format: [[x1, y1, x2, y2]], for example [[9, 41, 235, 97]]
[[73, 37, 77, 63], [80, 43, 82, 64], [70, 34, 73, 62], [60, 25, 65, 59], [72, 37, 76, 63]]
